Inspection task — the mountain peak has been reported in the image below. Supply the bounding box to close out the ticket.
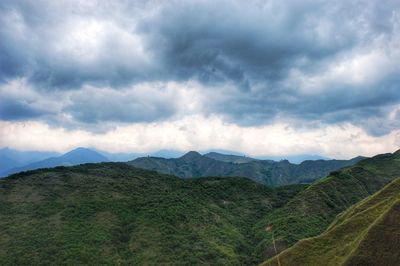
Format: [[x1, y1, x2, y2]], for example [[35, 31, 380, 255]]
[[61, 148, 109, 162], [180, 151, 203, 160], [68, 147, 94, 153]]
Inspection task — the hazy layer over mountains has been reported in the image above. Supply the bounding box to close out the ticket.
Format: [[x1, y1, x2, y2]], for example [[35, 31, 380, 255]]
[[0, 148, 109, 177]]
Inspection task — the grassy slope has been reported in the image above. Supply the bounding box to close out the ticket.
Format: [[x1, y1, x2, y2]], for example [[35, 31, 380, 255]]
[[252, 151, 400, 261], [0, 163, 305, 266], [262, 178, 400, 266]]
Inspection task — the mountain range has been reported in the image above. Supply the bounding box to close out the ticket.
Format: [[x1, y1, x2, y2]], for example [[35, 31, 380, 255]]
[[1, 148, 362, 187], [128, 151, 364, 186], [0, 148, 59, 176], [0, 149, 398, 265], [1, 148, 109, 177]]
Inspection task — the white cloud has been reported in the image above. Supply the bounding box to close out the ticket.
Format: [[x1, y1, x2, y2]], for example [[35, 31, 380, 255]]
[[1, 116, 398, 159]]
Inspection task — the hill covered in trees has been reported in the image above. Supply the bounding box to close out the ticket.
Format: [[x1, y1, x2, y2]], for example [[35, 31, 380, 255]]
[[0, 150, 399, 265], [0, 163, 304, 265], [128, 151, 363, 186]]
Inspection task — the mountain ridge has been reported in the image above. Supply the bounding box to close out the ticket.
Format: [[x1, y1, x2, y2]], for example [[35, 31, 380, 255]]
[[0, 148, 59, 176], [262, 178, 400, 266], [1, 147, 109, 176], [128, 151, 363, 186], [253, 149, 400, 261]]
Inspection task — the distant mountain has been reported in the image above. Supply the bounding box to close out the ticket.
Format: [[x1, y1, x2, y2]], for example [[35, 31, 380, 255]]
[[254, 150, 400, 261], [96, 149, 185, 162], [96, 150, 141, 162], [0, 148, 59, 175], [0, 154, 16, 174], [202, 150, 330, 164], [149, 149, 185, 158], [204, 152, 258, 163], [263, 178, 400, 266], [2, 148, 109, 176], [257, 154, 330, 164], [128, 151, 363, 186]]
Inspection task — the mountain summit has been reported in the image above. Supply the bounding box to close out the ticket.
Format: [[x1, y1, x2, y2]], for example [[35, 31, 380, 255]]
[[180, 151, 203, 160], [58, 147, 109, 164]]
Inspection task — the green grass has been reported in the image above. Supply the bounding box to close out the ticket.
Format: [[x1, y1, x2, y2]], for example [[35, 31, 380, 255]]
[[252, 151, 400, 262], [262, 178, 400, 266], [0, 163, 305, 265]]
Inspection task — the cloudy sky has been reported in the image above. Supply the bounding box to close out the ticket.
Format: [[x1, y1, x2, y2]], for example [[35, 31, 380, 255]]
[[1, 0, 400, 158]]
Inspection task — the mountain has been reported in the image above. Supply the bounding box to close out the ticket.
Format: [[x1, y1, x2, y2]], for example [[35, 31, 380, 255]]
[[128, 151, 363, 186], [204, 152, 257, 163], [149, 149, 185, 158], [96, 149, 185, 162], [0, 150, 398, 265], [253, 150, 400, 261], [262, 178, 400, 266], [2, 148, 109, 176], [0, 154, 16, 174], [257, 154, 330, 164], [0, 148, 59, 176], [96, 150, 142, 162], [0, 163, 305, 265]]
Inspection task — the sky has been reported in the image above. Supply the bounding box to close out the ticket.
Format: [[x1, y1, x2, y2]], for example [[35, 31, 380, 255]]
[[1, 0, 400, 158]]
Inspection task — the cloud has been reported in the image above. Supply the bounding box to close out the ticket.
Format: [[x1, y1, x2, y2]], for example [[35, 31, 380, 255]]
[[0, 0, 154, 89], [0, 78, 206, 130], [138, 0, 360, 85], [0, 79, 62, 120], [64, 83, 192, 124], [0, 0, 400, 154], [1, 116, 399, 159]]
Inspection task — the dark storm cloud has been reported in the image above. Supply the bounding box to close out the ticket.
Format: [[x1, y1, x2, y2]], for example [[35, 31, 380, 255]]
[[136, 0, 400, 135], [0, 98, 44, 120], [207, 72, 400, 135], [138, 0, 358, 86], [0, 0, 154, 89], [0, 0, 399, 135], [64, 86, 178, 124]]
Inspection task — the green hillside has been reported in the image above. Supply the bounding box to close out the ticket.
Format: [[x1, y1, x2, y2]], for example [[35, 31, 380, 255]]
[[262, 178, 400, 266], [128, 151, 362, 186], [0, 163, 305, 265], [253, 150, 400, 261], [1, 151, 398, 265], [204, 152, 257, 164]]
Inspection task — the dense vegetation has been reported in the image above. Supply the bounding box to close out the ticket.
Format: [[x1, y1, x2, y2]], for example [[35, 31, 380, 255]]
[[262, 178, 400, 266], [1, 150, 399, 265], [128, 151, 362, 186], [0, 163, 305, 265], [252, 150, 400, 261]]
